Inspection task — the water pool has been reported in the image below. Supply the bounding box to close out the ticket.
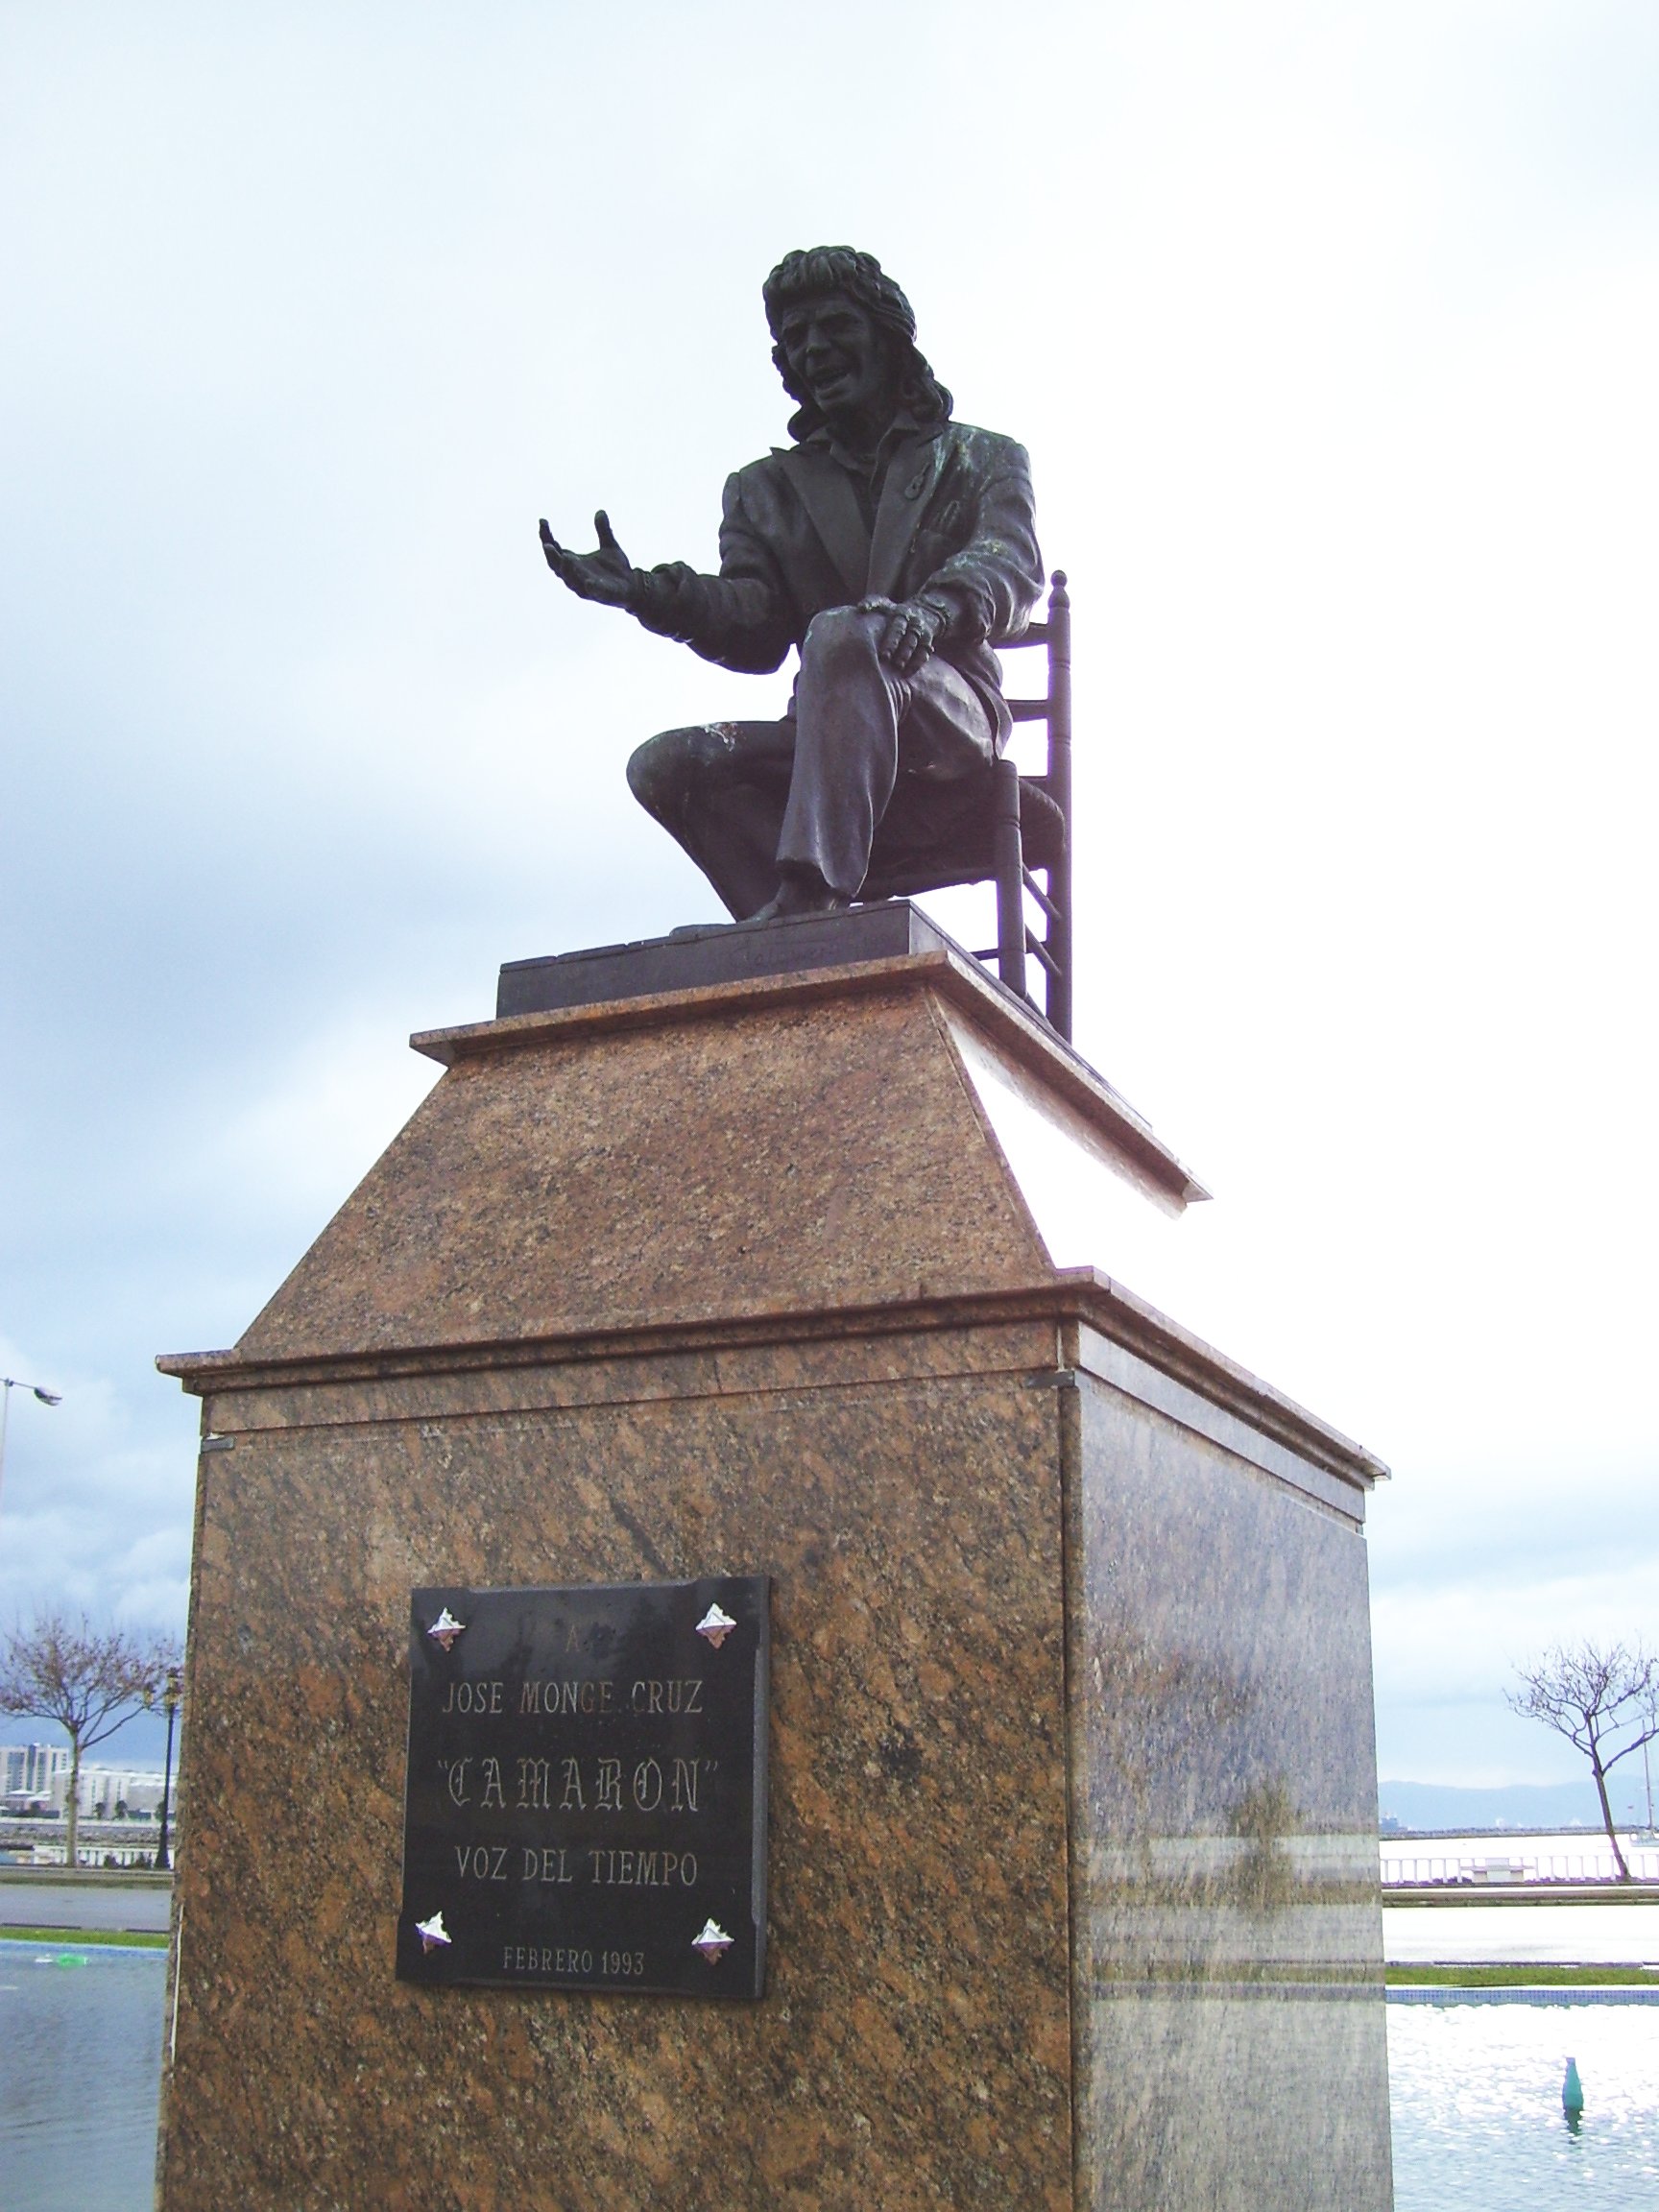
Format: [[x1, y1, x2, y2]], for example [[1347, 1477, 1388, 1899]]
[[1388, 2001, 1659, 2210], [4, 1940, 1657, 2209], [0, 1938, 166, 2212]]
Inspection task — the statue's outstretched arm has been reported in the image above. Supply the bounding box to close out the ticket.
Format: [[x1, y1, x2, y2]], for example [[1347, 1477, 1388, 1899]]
[[540, 481, 794, 677], [539, 511, 640, 609]]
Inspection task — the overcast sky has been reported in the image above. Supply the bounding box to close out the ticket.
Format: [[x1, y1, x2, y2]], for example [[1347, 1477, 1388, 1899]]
[[2, 1, 1654, 1786]]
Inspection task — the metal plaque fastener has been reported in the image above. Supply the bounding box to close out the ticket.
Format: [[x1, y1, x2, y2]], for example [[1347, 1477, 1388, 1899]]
[[415, 1911, 452, 1953], [691, 1919, 733, 1963]]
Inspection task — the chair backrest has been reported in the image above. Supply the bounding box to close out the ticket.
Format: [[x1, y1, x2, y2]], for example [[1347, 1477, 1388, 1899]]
[[997, 572, 1073, 1040]]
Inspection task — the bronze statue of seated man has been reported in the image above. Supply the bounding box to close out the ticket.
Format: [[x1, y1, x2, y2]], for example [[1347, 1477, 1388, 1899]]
[[540, 246, 1043, 922]]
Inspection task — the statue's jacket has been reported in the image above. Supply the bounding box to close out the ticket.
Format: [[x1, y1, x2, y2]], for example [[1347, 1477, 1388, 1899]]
[[631, 421, 1044, 742]]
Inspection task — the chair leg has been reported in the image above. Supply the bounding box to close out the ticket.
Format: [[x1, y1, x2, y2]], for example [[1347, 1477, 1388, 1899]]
[[1045, 570, 1073, 1043], [993, 755, 1027, 1001]]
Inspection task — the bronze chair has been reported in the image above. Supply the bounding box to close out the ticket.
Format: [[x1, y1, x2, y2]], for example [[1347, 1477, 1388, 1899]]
[[860, 571, 1074, 1039]]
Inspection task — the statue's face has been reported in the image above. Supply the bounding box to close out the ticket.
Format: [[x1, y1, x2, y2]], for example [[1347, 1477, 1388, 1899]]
[[775, 294, 894, 425]]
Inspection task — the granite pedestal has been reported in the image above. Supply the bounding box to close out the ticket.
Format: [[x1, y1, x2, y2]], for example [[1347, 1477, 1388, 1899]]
[[157, 905, 1392, 2210]]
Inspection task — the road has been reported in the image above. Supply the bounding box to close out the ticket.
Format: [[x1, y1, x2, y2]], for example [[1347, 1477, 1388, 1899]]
[[0, 1876, 171, 1934], [1384, 1899, 1659, 1964]]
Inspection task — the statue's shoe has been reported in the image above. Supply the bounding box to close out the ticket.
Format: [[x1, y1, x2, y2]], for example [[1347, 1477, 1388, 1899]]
[[747, 878, 852, 924]]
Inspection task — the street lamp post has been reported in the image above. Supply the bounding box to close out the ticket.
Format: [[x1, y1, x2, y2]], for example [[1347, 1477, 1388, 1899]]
[[155, 1667, 182, 1873], [0, 1375, 62, 1525]]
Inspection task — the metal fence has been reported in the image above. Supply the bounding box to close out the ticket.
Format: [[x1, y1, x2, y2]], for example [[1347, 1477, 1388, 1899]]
[[1382, 1846, 1659, 1887], [15, 1840, 160, 1868]]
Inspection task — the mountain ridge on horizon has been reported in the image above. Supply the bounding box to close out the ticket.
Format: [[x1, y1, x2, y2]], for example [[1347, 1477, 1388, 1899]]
[[1379, 1776, 1656, 1831]]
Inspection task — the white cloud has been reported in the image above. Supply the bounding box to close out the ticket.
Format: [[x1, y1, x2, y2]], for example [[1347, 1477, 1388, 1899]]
[[2, 0, 1655, 1775]]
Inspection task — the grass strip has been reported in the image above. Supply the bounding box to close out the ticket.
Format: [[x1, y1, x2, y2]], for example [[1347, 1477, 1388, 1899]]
[[1387, 1962, 1659, 1987], [0, 1923, 167, 1950]]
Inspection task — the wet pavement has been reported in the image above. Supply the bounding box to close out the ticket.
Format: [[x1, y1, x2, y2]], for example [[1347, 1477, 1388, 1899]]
[[0, 1876, 172, 1933], [1385, 1901, 1659, 1965]]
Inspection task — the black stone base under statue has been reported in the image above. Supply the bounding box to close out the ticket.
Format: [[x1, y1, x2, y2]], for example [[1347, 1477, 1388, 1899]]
[[497, 899, 953, 1020]]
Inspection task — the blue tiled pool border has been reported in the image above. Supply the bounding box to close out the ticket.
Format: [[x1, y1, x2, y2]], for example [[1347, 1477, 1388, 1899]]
[[1389, 1984, 1659, 2006]]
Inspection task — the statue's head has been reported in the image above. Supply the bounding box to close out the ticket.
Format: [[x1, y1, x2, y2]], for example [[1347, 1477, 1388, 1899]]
[[763, 247, 952, 442]]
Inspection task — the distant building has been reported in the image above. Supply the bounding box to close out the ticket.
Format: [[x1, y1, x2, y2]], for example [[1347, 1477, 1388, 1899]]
[[57, 1766, 167, 1818], [0, 1742, 70, 1809], [2, 1745, 167, 1818]]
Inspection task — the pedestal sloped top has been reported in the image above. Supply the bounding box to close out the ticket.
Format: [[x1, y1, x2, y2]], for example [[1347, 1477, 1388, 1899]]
[[156, 911, 1210, 1366], [213, 932, 1182, 1365], [155, 921, 1389, 1493], [440, 905, 1206, 1210]]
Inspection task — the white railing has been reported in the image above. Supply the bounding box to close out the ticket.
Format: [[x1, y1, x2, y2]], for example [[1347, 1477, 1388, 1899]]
[[1381, 1847, 1659, 1887]]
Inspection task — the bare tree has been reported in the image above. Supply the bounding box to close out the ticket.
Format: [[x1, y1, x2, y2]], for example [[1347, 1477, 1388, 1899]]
[[0, 1613, 180, 1870], [1507, 1641, 1659, 1880]]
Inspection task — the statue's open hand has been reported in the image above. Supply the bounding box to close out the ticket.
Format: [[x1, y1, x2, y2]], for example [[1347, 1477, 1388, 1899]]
[[872, 597, 946, 678], [539, 511, 637, 607]]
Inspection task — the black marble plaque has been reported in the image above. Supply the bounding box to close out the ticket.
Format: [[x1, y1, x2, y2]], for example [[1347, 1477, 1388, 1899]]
[[397, 1576, 768, 1997]]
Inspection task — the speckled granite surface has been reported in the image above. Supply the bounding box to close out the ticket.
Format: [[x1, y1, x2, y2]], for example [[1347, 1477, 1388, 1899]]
[[165, 1339, 1073, 2209], [156, 953, 1388, 2210], [233, 979, 1051, 1362], [1067, 1328, 1393, 2210]]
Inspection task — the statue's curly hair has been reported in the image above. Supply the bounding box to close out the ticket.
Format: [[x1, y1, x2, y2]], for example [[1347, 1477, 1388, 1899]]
[[762, 247, 952, 441]]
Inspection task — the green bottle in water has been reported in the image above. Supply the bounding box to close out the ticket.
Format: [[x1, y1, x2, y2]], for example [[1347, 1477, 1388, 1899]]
[[1563, 2057, 1584, 2116]]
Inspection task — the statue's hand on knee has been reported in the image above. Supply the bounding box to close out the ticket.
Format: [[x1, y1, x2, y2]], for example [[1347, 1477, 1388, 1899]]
[[858, 595, 946, 678], [540, 511, 638, 608]]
